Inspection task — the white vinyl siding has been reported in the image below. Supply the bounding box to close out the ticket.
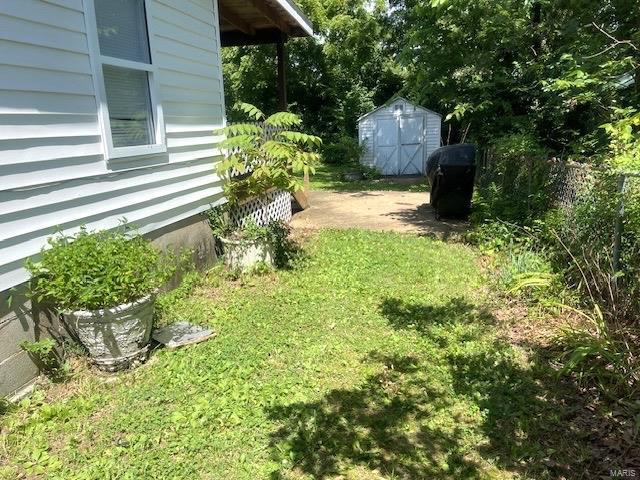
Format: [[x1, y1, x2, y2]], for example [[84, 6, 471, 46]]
[[0, 0, 226, 291]]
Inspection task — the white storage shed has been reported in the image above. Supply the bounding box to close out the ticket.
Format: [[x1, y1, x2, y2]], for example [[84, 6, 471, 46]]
[[358, 97, 442, 175]]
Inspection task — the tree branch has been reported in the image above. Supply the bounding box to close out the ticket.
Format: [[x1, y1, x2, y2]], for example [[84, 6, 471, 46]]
[[584, 22, 639, 59]]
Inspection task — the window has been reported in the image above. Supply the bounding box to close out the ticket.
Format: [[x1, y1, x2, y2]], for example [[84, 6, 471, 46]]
[[86, 0, 165, 159]]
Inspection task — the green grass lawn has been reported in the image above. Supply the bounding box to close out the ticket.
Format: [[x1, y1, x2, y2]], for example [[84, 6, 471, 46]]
[[1, 230, 590, 479], [309, 163, 428, 192]]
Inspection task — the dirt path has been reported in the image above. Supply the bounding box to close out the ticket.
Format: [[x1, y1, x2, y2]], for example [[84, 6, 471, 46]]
[[291, 190, 467, 238]]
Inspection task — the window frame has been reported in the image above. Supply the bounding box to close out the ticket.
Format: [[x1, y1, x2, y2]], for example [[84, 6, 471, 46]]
[[83, 0, 166, 161]]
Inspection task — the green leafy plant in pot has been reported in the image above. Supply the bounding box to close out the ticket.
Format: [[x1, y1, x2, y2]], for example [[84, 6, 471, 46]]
[[215, 102, 321, 204], [213, 103, 320, 270], [207, 206, 293, 271], [26, 225, 177, 371]]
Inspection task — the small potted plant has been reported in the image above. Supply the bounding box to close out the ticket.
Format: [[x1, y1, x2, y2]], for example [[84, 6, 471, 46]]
[[26, 225, 176, 371], [207, 206, 292, 271]]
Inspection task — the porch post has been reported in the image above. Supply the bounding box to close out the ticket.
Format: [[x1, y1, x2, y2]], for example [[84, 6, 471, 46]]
[[276, 34, 288, 111]]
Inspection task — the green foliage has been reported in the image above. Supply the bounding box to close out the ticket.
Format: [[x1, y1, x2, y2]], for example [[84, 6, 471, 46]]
[[222, 0, 402, 140], [321, 135, 363, 165], [601, 108, 640, 170], [206, 205, 271, 241], [466, 219, 532, 254], [222, 0, 638, 163], [358, 164, 381, 180], [555, 304, 640, 400], [552, 173, 640, 318], [501, 268, 640, 400], [391, 0, 639, 158], [0, 397, 10, 416], [20, 338, 56, 362], [26, 226, 178, 311], [473, 135, 553, 224], [309, 162, 427, 192], [496, 247, 552, 292], [19, 339, 69, 382], [206, 206, 297, 269], [215, 103, 321, 204]]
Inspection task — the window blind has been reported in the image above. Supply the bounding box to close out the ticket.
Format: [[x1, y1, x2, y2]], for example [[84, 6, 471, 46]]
[[103, 66, 155, 148], [95, 0, 151, 63]]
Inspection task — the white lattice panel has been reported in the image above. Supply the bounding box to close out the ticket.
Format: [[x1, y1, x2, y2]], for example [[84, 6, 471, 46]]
[[230, 189, 292, 227]]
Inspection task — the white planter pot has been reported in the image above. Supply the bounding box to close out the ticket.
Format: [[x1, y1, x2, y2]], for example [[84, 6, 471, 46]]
[[220, 237, 273, 271], [63, 293, 155, 371]]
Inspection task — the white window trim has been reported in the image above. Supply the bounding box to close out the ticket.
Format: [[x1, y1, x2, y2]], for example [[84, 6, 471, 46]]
[[83, 0, 166, 161]]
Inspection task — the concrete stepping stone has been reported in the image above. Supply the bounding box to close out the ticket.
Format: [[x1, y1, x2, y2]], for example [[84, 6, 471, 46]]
[[152, 321, 216, 349]]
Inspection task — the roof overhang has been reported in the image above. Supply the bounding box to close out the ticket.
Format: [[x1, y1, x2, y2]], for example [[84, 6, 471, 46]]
[[218, 0, 313, 46]]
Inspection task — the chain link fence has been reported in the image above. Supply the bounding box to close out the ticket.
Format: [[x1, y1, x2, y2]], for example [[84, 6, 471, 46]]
[[476, 152, 640, 278]]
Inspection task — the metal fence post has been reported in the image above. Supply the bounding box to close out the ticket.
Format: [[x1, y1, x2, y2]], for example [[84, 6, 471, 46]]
[[612, 173, 627, 276], [527, 157, 533, 215]]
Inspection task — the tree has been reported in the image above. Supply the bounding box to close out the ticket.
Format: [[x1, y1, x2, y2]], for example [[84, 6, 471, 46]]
[[388, 0, 639, 157], [221, 0, 403, 141], [216, 103, 321, 204]]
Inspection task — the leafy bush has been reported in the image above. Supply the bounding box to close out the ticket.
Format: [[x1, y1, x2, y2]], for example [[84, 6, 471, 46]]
[[322, 136, 363, 165], [359, 164, 381, 180], [26, 226, 177, 311], [216, 102, 321, 204], [20, 339, 69, 382]]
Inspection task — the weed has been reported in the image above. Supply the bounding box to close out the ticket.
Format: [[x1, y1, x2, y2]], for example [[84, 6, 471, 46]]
[[20, 339, 70, 383]]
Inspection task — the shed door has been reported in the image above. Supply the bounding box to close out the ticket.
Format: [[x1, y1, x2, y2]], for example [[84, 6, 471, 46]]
[[399, 115, 424, 175], [374, 117, 399, 175]]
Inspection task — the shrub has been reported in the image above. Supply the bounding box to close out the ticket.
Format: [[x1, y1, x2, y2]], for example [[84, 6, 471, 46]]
[[26, 226, 177, 311], [20, 339, 69, 382], [359, 164, 381, 179], [215, 102, 321, 205], [322, 136, 363, 165]]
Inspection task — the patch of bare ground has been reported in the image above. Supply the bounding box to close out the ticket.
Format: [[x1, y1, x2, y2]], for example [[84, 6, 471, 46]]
[[492, 299, 584, 348], [490, 297, 640, 475], [289, 226, 318, 244]]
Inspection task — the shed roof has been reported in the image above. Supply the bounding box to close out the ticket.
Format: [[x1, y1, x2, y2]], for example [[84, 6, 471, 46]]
[[357, 97, 442, 123], [219, 0, 313, 46]]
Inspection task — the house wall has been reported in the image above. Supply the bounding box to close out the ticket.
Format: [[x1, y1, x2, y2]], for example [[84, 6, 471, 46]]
[[0, 0, 226, 397]]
